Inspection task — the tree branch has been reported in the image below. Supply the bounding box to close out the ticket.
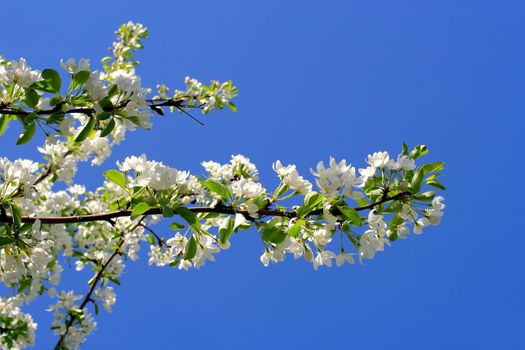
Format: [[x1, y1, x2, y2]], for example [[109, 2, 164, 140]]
[[0, 192, 410, 225], [54, 219, 144, 348], [0, 98, 187, 117]]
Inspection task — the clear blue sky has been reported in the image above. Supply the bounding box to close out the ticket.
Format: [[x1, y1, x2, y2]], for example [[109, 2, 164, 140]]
[[1, 0, 524, 349]]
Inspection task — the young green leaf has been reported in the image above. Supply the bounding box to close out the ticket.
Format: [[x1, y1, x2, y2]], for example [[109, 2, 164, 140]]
[[219, 217, 234, 244], [100, 118, 116, 137], [183, 235, 198, 260], [131, 202, 151, 220], [41, 69, 61, 93], [75, 117, 95, 142], [170, 222, 185, 230], [261, 224, 287, 244], [421, 161, 444, 174], [296, 192, 323, 218], [175, 207, 198, 228], [288, 219, 305, 238], [402, 143, 408, 156], [426, 180, 446, 190], [146, 235, 156, 245], [103, 169, 127, 189], [339, 206, 363, 225], [203, 179, 231, 201], [72, 70, 90, 90], [10, 204, 22, 228], [410, 168, 424, 193], [0, 237, 15, 248], [24, 88, 40, 108], [16, 122, 36, 145], [0, 115, 10, 137]]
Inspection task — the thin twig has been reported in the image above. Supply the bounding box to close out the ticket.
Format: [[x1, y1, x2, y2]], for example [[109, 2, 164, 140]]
[[54, 218, 145, 348]]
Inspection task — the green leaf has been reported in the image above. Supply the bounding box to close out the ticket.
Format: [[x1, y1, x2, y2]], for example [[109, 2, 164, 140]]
[[32, 80, 55, 93], [16, 122, 36, 145], [219, 217, 234, 244], [131, 202, 150, 220], [175, 207, 197, 226], [288, 219, 305, 238], [170, 222, 185, 230], [426, 180, 446, 190], [410, 168, 424, 193], [0, 236, 15, 247], [98, 97, 114, 111], [23, 113, 36, 125], [10, 204, 22, 228], [107, 84, 118, 98], [203, 179, 231, 200], [103, 169, 126, 189], [228, 101, 237, 112], [97, 112, 111, 121], [24, 89, 40, 108], [75, 117, 95, 142], [421, 161, 444, 174], [162, 206, 174, 218], [356, 197, 369, 207], [387, 214, 405, 242], [41, 69, 61, 93], [72, 70, 90, 90], [107, 276, 121, 285], [19, 222, 33, 234], [402, 143, 408, 156], [0, 115, 10, 137], [261, 224, 287, 244], [384, 200, 403, 213], [415, 191, 435, 202], [233, 213, 250, 231], [339, 206, 363, 225], [183, 235, 198, 260], [296, 192, 323, 218], [409, 145, 428, 160], [46, 113, 64, 125], [146, 235, 156, 245], [100, 118, 115, 137]]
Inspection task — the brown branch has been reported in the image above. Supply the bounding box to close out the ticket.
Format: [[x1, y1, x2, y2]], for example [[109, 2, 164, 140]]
[[0, 192, 410, 225], [0, 98, 187, 117], [54, 219, 144, 348]]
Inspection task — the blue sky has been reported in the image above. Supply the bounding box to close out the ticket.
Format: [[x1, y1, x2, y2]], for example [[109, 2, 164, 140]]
[[1, 0, 524, 349]]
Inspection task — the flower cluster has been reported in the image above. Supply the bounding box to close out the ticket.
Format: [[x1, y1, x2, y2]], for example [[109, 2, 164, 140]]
[[0, 297, 37, 349], [48, 291, 97, 350], [0, 22, 446, 350]]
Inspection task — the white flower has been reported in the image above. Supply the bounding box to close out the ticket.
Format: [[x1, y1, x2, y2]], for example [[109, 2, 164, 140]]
[[313, 250, 336, 270], [95, 287, 116, 312], [311, 157, 361, 198], [359, 230, 388, 261], [366, 151, 390, 168], [85, 71, 107, 102], [5, 58, 41, 88], [397, 155, 415, 171], [231, 178, 265, 199], [178, 259, 192, 270], [359, 166, 376, 182], [60, 58, 90, 74], [367, 210, 386, 235], [273, 160, 312, 194], [75, 261, 85, 271], [259, 249, 285, 266], [166, 233, 187, 256], [312, 227, 332, 247], [336, 251, 355, 266]]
